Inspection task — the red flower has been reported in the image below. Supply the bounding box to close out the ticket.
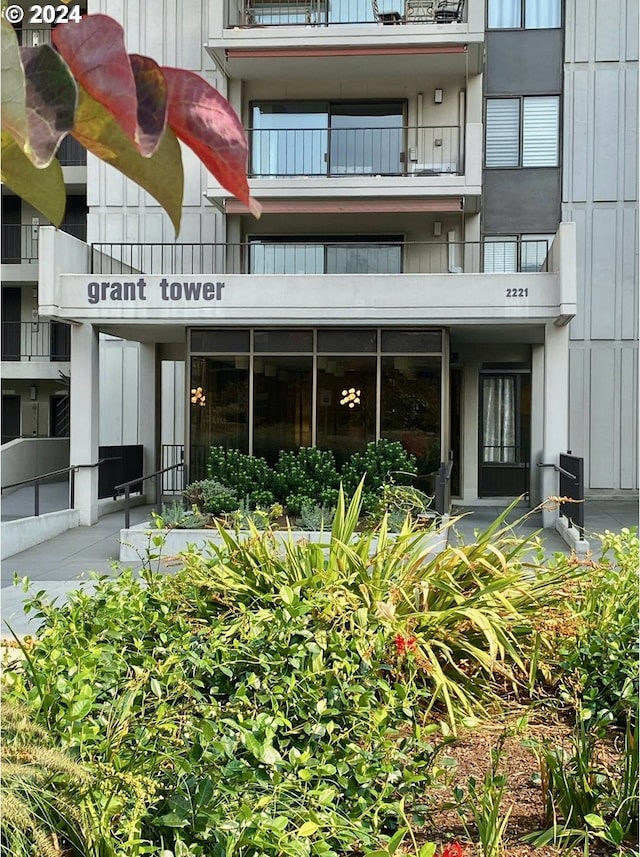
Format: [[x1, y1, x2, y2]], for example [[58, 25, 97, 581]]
[[393, 633, 418, 655], [441, 843, 465, 857]]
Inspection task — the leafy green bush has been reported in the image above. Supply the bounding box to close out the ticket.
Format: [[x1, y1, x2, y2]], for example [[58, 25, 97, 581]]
[[273, 447, 340, 507], [341, 440, 418, 512], [184, 479, 238, 515], [206, 447, 274, 508], [557, 527, 639, 724], [298, 502, 335, 531]]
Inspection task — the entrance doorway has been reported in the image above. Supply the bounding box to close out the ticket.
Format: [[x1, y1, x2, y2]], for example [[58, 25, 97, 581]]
[[478, 369, 530, 497]]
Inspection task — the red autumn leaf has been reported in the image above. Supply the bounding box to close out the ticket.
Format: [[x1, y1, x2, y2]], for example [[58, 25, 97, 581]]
[[162, 66, 261, 217], [129, 54, 167, 157], [20, 44, 77, 167], [52, 14, 138, 147]]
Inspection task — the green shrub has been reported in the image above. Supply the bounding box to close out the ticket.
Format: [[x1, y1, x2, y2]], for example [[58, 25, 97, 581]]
[[341, 440, 418, 498], [557, 527, 639, 724], [183, 478, 238, 515], [206, 446, 274, 508], [298, 502, 335, 530], [273, 447, 340, 506]]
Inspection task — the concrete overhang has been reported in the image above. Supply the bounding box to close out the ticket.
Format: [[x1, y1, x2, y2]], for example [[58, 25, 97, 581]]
[[205, 30, 484, 80], [41, 271, 573, 343]]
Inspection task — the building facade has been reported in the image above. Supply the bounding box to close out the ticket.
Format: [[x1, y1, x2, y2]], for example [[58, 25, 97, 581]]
[[2, 0, 638, 523]]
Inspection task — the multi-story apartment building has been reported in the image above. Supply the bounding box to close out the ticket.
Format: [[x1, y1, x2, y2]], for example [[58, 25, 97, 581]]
[[3, 0, 637, 525]]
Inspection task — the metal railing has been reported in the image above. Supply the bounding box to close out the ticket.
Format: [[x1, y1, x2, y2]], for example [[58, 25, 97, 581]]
[[1, 465, 77, 518], [1, 321, 70, 362], [537, 453, 585, 539], [57, 135, 87, 166], [1, 460, 110, 518], [249, 125, 461, 177], [2, 223, 87, 263], [91, 238, 552, 276], [434, 456, 453, 516], [114, 462, 185, 528], [226, 0, 465, 27], [2, 225, 38, 263]]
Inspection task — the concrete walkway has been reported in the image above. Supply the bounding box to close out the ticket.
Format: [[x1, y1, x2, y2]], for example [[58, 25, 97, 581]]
[[1, 497, 637, 639]]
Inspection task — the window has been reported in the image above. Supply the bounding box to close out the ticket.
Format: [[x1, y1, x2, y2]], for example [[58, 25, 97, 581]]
[[485, 96, 559, 167], [249, 237, 403, 275], [487, 0, 560, 29], [251, 101, 405, 177], [483, 234, 554, 272]]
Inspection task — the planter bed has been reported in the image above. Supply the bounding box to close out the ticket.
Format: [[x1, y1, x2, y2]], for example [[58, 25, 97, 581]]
[[119, 518, 449, 564]]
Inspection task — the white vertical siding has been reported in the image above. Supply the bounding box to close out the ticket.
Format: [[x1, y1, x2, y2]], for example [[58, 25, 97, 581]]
[[563, 0, 638, 493]]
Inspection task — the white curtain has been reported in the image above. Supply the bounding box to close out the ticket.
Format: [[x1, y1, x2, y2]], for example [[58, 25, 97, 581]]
[[482, 377, 516, 463], [487, 0, 520, 28], [525, 0, 560, 28]]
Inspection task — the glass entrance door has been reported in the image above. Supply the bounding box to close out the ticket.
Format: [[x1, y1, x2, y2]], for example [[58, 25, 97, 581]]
[[478, 371, 530, 497]]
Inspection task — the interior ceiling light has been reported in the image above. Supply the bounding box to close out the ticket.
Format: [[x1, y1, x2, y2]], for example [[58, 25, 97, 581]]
[[191, 386, 206, 406], [340, 387, 361, 408]]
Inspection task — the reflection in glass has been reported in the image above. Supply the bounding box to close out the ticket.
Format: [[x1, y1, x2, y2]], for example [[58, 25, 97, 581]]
[[316, 356, 376, 466], [253, 356, 313, 463], [250, 239, 401, 274], [190, 357, 249, 464], [381, 356, 441, 474]]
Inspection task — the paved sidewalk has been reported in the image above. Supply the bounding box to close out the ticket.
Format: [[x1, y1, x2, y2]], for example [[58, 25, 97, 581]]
[[1, 498, 637, 639]]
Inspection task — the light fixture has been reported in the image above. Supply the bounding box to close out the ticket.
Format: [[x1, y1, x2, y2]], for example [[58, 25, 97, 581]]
[[30, 385, 37, 400], [434, 88, 443, 104], [190, 386, 206, 406], [340, 387, 361, 408], [433, 220, 442, 237]]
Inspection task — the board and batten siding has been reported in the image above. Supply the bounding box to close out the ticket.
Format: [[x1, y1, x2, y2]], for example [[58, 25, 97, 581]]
[[563, 0, 638, 492]]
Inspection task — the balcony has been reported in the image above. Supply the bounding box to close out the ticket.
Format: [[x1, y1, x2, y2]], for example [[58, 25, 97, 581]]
[[207, 0, 483, 81], [229, 0, 465, 27], [90, 238, 551, 277], [1, 321, 70, 363], [249, 124, 462, 177], [57, 135, 87, 167], [2, 224, 87, 265]]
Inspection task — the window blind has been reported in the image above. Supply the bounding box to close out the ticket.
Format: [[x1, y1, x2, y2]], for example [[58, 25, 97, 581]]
[[485, 99, 520, 167], [522, 97, 559, 166], [483, 237, 518, 273]]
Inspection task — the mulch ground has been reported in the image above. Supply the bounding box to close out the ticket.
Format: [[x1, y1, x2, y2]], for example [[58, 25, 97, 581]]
[[413, 708, 627, 857]]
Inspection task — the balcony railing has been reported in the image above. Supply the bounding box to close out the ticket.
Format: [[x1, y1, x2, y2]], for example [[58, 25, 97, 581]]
[[91, 239, 551, 276], [249, 125, 461, 177], [1, 225, 38, 263], [226, 0, 465, 26], [57, 135, 87, 166], [1, 321, 71, 362], [2, 223, 87, 264]]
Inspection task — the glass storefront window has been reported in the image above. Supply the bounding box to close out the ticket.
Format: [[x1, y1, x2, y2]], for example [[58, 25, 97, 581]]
[[254, 356, 313, 463], [316, 356, 376, 466], [189, 357, 249, 462], [381, 356, 441, 475], [188, 329, 445, 474]]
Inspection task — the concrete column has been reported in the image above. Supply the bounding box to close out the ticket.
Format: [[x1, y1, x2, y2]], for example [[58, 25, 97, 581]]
[[70, 323, 99, 525], [541, 322, 570, 527], [138, 342, 157, 503]]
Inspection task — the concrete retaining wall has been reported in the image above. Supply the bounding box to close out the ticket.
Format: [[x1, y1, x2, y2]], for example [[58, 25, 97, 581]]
[[1, 438, 70, 491], [119, 522, 449, 564], [1, 509, 79, 560]]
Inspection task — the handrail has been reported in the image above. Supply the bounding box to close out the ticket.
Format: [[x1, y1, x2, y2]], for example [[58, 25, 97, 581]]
[[2, 464, 79, 492], [114, 462, 185, 528], [2, 458, 118, 518]]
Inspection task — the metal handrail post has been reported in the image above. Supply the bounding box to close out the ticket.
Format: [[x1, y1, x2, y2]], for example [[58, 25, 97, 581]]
[[124, 486, 131, 529], [34, 481, 40, 517]]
